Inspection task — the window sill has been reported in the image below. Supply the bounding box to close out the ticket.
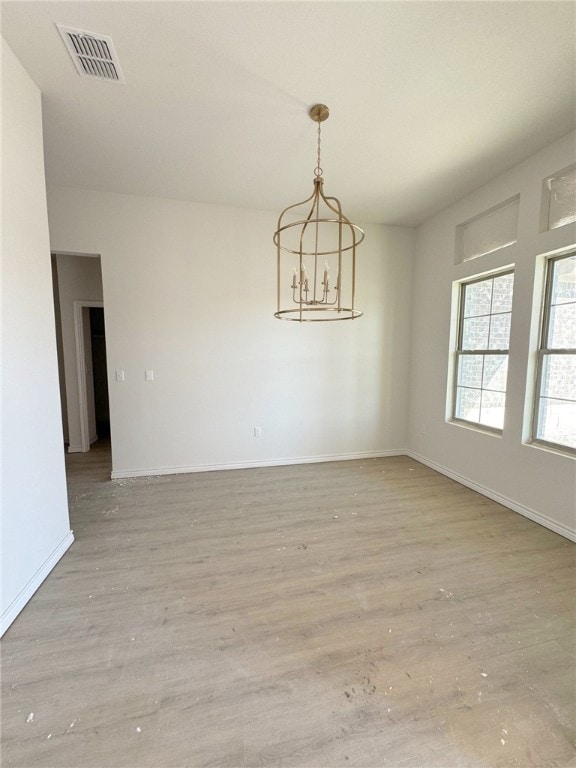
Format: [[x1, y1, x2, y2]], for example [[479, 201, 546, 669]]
[[448, 418, 503, 438], [524, 439, 576, 459]]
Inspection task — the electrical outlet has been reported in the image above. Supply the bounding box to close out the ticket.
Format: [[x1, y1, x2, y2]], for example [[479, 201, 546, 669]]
[[253, 427, 262, 438]]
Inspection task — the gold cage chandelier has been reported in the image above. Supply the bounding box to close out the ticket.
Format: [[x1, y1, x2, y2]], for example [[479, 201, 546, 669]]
[[274, 104, 364, 322]]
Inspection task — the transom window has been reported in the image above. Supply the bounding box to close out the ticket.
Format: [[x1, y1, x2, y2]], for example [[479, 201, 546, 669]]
[[533, 253, 576, 453], [453, 271, 514, 431]]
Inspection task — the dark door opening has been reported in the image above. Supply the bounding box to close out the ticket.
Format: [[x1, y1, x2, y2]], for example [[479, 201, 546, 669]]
[[89, 307, 110, 440]]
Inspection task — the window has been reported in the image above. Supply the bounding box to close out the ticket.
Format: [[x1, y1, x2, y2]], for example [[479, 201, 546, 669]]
[[456, 195, 519, 263], [453, 271, 514, 431], [541, 164, 576, 232], [533, 253, 576, 453]]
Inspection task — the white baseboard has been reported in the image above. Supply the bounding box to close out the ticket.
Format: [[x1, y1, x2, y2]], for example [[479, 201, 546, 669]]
[[407, 450, 576, 543], [69, 437, 97, 452], [110, 449, 405, 480], [110, 449, 575, 543], [1, 530, 75, 636]]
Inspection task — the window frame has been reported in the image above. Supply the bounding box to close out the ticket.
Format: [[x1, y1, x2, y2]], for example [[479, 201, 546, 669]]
[[451, 269, 515, 434], [531, 253, 576, 456]]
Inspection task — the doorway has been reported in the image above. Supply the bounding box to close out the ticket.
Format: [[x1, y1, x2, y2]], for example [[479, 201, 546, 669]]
[[73, 300, 109, 453], [89, 307, 110, 440], [51, 252, 109, 456]]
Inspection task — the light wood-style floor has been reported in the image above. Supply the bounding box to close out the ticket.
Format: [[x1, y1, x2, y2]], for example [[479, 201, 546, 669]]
[[2, 443, 575, 768]]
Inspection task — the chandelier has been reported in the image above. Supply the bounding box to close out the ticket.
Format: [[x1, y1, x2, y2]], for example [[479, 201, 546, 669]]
[[274, 104, 364, 322]]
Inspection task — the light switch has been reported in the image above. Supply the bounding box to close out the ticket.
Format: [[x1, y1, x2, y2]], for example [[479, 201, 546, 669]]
[[145, 369, 154, 381], [115, 370, 125, 382]]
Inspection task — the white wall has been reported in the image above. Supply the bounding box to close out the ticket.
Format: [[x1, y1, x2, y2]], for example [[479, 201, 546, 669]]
[[46, 187, 414, 477], [1, 39, 73, 635], [54, 254, 103, 451], [408, 131, 576, 540], [51, 257, 69, 442]]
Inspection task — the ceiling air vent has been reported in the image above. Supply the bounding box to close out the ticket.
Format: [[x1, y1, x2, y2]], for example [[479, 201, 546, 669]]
[[57, 25, 125, 83]]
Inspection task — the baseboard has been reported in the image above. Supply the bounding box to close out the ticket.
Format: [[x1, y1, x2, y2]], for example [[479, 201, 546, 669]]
[[1, 530, 75, 636], [407, 450, 576, 543], [69, 438, 97, 452], [110, 449, 405, 479], [110, 449, 574, 542]]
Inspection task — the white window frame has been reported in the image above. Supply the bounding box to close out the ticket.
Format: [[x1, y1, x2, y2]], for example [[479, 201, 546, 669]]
[[532, 253, 576, 456], [452, 269, 514, 434]]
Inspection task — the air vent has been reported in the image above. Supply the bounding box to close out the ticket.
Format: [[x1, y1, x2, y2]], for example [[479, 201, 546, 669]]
[[57, 25, 125, 83]]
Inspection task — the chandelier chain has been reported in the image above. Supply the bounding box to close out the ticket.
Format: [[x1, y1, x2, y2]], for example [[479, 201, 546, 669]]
[[315, 120, 323, 177]]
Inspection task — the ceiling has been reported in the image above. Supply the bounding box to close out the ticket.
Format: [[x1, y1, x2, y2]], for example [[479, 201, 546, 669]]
[[2, 1, 575, 226]]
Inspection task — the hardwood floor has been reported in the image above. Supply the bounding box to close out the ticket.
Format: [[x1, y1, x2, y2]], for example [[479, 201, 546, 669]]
[[2, 443, 575, 768]]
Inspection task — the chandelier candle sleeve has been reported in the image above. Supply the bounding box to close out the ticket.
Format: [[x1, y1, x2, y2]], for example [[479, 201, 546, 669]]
[[274, 104, 364, 322]]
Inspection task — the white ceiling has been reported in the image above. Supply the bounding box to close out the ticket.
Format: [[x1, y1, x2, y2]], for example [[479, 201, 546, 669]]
[[2, 1, 575, 226]]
